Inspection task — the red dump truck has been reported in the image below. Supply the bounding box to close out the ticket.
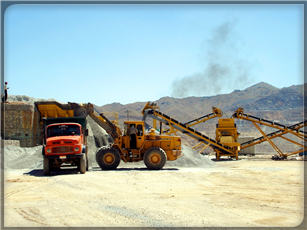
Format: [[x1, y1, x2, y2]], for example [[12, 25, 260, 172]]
[[42, 117, 89, 175]]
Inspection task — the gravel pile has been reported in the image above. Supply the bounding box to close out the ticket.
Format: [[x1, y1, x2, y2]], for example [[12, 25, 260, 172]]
[[86, 116, 110, 168], [4, 145, 43, 169], [166, 144, 215, 168], [8, 95, 57, 104]]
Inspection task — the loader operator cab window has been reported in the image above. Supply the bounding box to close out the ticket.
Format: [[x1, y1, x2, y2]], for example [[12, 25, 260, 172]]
[[129, 124, 137, 149], [124, 124, 128, 136], [136, 124, 143, 136]]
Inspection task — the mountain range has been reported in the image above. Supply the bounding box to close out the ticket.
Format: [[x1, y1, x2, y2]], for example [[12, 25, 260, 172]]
[[8, 82, 305, 134], [96, 82, 305, 132]]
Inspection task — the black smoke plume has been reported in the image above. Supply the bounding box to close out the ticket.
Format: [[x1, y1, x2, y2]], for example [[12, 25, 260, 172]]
[[171, 21, 253, 97]]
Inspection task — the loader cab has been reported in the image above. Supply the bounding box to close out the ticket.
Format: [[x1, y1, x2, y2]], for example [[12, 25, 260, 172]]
[[123, 121, 145, 149]]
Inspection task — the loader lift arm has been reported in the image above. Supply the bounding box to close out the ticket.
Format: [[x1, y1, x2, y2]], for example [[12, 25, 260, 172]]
[[87, 106, 122, 140]]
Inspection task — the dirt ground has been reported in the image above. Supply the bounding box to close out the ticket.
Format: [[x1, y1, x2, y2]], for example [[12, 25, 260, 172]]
[[3, 159, 305, 228]]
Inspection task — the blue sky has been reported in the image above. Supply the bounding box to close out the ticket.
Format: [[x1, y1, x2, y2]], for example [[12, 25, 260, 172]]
[[4, 4, 304, 105]]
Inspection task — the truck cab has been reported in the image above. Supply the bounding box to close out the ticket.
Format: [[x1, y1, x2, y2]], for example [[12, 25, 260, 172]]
[[42, 118, 88, 175], [45, 123, 83, 155]]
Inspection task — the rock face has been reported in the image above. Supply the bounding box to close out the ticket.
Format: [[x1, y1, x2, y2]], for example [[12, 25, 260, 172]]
[[2, 103, 41, 147]]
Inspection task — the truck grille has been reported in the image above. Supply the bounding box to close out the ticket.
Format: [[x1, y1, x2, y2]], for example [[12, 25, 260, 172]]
[[52, 146, 74, 153]]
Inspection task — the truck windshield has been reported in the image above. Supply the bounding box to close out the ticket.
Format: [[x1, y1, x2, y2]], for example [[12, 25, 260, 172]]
[[47, 124, 81, 137]]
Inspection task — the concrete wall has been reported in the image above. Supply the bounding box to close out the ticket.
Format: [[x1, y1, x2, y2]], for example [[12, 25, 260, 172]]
[[1, 103, 41, 147]]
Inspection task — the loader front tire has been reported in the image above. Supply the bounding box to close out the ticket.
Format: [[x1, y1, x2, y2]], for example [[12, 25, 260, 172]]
[[144, 147, 166, 170], [96, 147, 120, 170]]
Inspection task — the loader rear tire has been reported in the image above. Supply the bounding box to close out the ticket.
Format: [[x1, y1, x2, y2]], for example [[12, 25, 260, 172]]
[[144, 147, 166, 170], [96, 147, 120, 170], [43, 156, 50, 175], [79, 154, 86, 174]]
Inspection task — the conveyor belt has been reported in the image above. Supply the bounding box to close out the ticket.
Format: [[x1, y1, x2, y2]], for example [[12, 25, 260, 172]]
[[184, 112, 215, 126], [163, 111, 218, 133], [233, 111, 306, 135], [241, 121, 306, 147], [143, 109, 234, 154]]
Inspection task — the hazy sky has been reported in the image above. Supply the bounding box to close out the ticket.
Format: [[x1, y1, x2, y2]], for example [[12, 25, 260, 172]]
[[4, 4, 304, 105]]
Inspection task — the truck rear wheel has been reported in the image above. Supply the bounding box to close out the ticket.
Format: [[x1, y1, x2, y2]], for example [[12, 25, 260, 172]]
[[79, 154, 86, 174], [43, 156, 50, 175], [96, 147, 120, 170], [144, 147, 166, 170]]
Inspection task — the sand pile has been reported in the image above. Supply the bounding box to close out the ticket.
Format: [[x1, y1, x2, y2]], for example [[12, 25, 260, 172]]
[[86, 115, 110, 168], [4, 145, 43, 169], [7, 95, 57, 104], [166, 144, 215, 167]]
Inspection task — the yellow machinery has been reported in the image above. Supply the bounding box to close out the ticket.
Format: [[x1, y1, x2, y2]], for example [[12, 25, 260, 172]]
[[215, 118, 240, 160], [142, 102, 306, 161], [36, 101, 182, 170], [36, 101, 305, 164], [232, 107, 306, 160], [162, 106, 222, 135], [142, 102, 240, 161]]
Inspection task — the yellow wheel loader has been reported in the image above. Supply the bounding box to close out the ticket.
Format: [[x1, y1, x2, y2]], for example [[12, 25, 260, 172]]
[[95, 120, 182, 170]]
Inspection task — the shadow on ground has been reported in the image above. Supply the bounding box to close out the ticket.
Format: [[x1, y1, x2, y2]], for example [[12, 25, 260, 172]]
[[211, 158, 241, 162], [24, 166, 179, 177], [24, 168, 81, 177], [91, 166, 179, 171]]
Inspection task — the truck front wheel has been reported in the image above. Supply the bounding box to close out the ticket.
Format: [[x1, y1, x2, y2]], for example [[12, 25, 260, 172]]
[[43, 156, 50, 175], [96, 147, 120, 170], [79, 154, 86, 174]]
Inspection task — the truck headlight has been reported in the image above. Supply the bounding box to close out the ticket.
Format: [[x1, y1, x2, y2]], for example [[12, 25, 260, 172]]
[[46, 148, 51, 153], [74, 147, 80, 152]]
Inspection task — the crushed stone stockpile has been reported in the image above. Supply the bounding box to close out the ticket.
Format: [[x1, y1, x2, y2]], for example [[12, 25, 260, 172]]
[[166, 144, 215, 168], [4, 145, 43, 170], [86, 115, 110, 168], [7, 95, 57, 104]]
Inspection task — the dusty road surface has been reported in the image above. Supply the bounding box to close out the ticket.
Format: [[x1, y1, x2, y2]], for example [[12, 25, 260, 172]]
[[4, 159, 304, 228]]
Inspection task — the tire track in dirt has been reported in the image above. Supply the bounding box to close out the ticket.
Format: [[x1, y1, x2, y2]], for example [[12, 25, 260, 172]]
[[97, 204, 175, 227], [15, 207, 47, 226]]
